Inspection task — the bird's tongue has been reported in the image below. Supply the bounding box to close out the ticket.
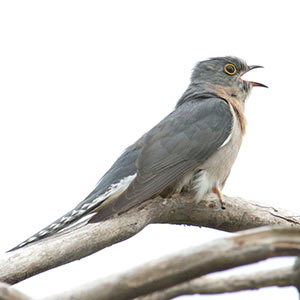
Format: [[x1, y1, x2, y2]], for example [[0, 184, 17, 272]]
[[251, 81, 268, 88]]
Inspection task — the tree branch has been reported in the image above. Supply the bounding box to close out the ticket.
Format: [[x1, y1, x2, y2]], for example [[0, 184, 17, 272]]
[[0, 282, 32, 300], [292, 257, 300, 292], [136, 266, 294, 300], [1, 194, 300, 284], [40, 226, 300, 300]]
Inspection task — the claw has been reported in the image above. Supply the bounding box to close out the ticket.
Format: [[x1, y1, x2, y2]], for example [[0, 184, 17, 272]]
[[212, 187, 225, 209]]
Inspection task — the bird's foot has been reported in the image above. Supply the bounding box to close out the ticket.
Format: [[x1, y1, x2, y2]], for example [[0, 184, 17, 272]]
[[171, 193, 182, 199], [212, 187, 225, 210]]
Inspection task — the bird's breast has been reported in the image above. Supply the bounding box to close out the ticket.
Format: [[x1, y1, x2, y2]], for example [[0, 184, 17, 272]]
[[176, 106, 243, 201]]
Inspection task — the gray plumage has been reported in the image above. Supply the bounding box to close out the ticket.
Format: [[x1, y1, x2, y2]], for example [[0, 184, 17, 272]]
[[9, 56, 266, 251]]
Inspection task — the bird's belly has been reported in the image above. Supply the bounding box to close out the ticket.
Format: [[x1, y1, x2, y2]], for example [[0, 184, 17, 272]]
[[194, 120, 242, 201]]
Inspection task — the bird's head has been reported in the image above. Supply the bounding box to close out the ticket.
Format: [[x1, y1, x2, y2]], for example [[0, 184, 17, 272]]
[[191, 56, 267, 102]]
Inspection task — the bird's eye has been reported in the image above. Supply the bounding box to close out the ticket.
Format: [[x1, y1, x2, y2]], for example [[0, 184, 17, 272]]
[[224, 64, 237, 75]]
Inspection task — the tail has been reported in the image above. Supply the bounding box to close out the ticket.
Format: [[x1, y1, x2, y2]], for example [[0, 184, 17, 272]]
[[8, 160, 138, 252], [7, 194, 105, 252]]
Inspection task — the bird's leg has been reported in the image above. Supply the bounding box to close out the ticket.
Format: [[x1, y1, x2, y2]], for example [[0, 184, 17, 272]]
[[212, 187, 225, 209]]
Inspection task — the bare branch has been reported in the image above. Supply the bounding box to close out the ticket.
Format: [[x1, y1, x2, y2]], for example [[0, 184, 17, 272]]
[[40, 226, 300, 300], [292, 257, 300, 290], [1, 194, 300, 284], [136, 266, 294, 300], [0, 282, 32, 300]]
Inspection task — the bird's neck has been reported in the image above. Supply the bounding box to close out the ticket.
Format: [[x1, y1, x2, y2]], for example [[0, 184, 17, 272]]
[[176, 83, 246, 135], [214, 85, 247, 135]]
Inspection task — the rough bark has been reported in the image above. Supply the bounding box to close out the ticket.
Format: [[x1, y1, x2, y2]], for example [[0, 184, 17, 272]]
[[136, 266, 294, 299], [1, 193, 299, 285], [40, 226, 300, 300]]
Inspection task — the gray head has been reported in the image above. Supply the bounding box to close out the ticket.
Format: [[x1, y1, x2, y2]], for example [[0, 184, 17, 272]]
[[177, 56, 267, 107]]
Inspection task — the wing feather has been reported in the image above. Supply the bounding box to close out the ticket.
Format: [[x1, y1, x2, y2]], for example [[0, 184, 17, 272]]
[[89, 97, 233, 222]]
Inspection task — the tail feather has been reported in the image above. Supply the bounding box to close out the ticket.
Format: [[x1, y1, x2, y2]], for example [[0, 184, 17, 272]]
[[8, 174, 137, 252], [7, 195, 104, 252]]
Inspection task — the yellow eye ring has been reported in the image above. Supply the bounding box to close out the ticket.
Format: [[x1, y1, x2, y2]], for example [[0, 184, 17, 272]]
[[224, 64, 237, 75]]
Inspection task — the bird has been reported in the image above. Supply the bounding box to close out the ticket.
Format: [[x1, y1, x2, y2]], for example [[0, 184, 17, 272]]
[[9, 56, 267, 251]]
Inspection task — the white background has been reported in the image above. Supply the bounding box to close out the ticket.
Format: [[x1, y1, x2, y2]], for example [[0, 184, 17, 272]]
[[0, 1, 299, 299]]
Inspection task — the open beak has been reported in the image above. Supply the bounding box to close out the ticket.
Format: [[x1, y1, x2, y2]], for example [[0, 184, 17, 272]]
[[240, 65, 268, 88]]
